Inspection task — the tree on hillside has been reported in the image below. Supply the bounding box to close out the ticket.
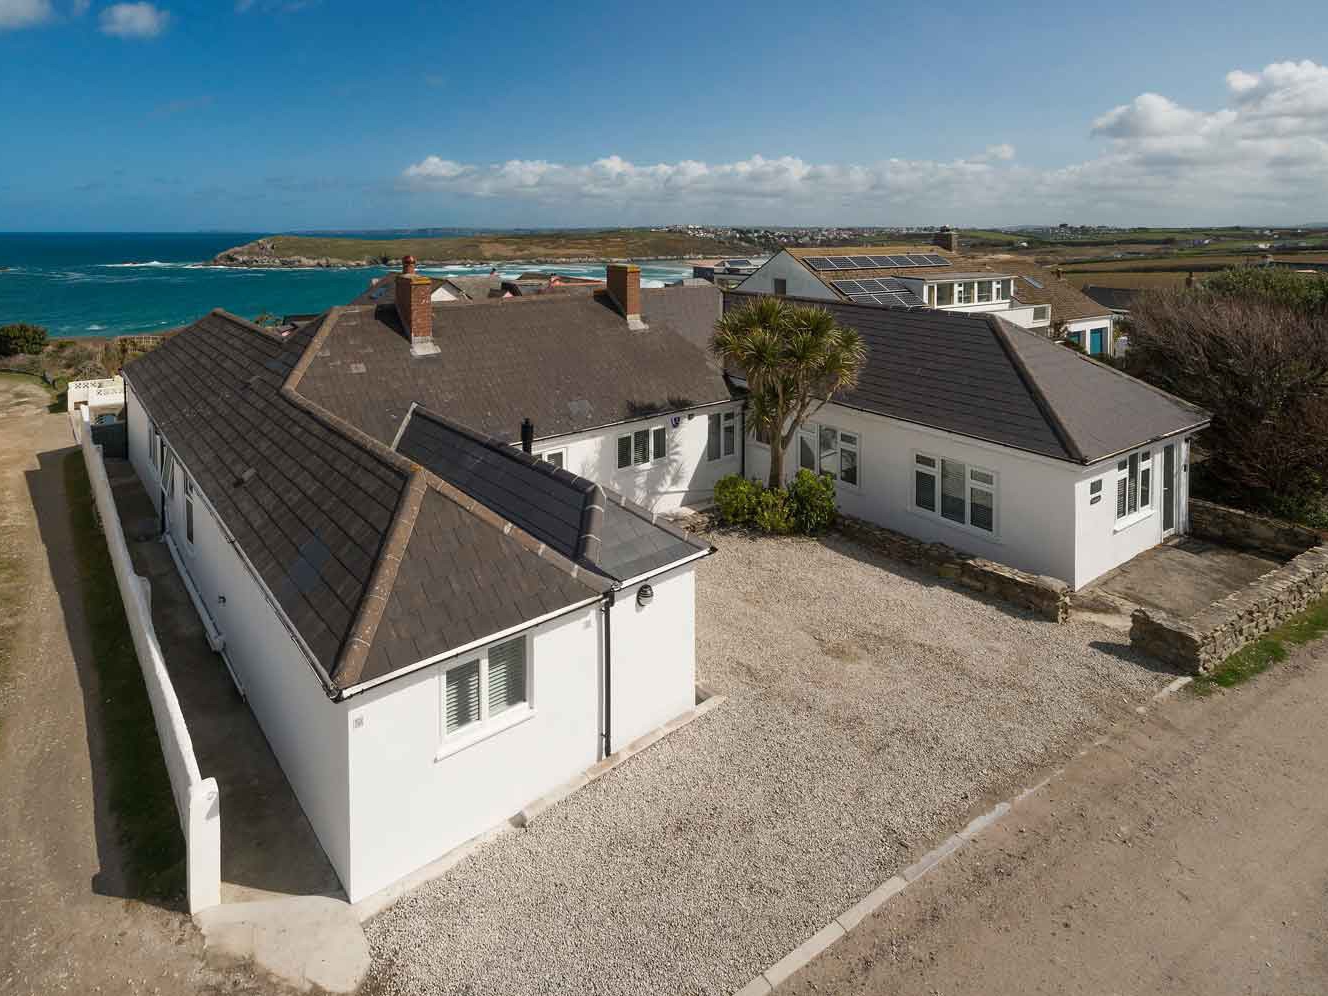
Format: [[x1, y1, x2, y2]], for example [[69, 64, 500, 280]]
[[1123, 288, 1328, 520], [1204, 266, 1328, 313], [0, 323, 48, 357], [711, 298, 866, 489]]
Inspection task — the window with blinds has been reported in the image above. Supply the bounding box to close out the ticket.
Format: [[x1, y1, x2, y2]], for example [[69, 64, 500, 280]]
[[444, 660, 481, 736], [915, 452, 997, 534], [442, 636, 530, 743], [486, 637, 527, 717], [1116, 451, 1150, 521]]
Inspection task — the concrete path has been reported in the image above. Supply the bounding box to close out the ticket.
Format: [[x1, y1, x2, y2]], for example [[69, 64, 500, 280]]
[[0, 397, 271, 995], [780, 641, 1328, 996]]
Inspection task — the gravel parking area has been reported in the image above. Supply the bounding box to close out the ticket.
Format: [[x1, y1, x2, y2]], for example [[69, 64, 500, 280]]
[[364, 530, 1172, 996]]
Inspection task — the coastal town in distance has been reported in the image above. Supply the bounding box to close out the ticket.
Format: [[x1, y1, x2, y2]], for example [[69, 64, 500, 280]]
[[3, 3, 1328, 995]]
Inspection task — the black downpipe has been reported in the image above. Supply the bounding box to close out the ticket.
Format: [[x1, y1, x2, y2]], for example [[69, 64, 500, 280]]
[[602, 589, 614, 757], [520, 417, 534, 454], [739, 400, 747, 479]]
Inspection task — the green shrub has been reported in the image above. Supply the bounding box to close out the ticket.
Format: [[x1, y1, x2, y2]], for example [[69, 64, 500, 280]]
[[714, 474, 761, 526], [0, 323, 48, 357], [787, 469, 838, 534], [753, 488, 794, 534]]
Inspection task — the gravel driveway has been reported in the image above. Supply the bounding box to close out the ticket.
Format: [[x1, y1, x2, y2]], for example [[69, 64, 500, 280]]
[[364, 529, 1172, 996]]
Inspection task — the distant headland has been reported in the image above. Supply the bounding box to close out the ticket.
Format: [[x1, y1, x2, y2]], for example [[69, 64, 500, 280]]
[[210, 228, 758, 268]]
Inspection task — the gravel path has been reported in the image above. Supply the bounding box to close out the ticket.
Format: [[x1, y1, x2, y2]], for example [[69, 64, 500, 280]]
[[363, 529, 1172, 996]]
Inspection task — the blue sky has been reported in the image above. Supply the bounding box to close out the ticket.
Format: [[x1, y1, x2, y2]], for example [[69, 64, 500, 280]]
[[2, 0, 1327, 230]]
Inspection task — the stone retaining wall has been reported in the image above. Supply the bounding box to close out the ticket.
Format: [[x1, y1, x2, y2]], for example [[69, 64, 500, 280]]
[[835, 515, 1070, 622], [1189, 499, 1322, 559], [1131, 503, 1328, 673]]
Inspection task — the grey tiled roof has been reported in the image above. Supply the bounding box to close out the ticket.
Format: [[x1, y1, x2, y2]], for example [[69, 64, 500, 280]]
[[395, 406, 709, 583], [296, 283, 732, 446], [124, 309, 609, 694], [724, 291, 1209, 464]]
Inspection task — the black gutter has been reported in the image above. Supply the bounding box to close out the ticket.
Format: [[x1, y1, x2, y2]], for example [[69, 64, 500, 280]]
[[602, 589, 615, 757]]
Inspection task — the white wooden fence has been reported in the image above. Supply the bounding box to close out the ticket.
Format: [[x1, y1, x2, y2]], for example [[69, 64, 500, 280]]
[[78, 408, 221, 912]]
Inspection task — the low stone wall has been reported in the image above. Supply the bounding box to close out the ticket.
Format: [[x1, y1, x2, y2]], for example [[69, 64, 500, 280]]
[[1189, 499, 1322, 560], [1131, 537, 1328, 674], [835, 515, 1070, 623]]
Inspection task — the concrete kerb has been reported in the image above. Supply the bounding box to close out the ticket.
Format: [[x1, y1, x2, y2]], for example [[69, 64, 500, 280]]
[[353, 687, 727, 923], [730, 682, 1191, 995]]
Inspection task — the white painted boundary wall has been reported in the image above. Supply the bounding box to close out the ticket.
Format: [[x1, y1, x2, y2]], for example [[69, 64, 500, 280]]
[[78, 408, 221, 913], [68, 376, 124, 413]]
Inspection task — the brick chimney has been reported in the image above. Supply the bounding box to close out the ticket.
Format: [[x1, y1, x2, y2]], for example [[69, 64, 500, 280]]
[[395, 256, 438, 356], [606, 263, 647, 331], [932, 231, 960, 253]]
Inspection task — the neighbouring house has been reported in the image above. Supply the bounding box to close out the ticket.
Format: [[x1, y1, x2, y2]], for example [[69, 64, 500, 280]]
[[737, 243, 1120, 356], [318, 262, 742, 513], [691, 258, 762, 289], [119, 271, 717, 902], [727, 290, 1210, 589], [349, 267, 604, 307]]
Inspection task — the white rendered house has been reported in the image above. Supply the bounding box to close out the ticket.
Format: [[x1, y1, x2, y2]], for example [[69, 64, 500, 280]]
[[737, 246, 1119, 356], [122, 301, 712, 903], [729, 291, 1208, 589]]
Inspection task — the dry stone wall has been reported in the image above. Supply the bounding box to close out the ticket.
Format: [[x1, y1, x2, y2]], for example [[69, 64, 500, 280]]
[[1131, 503, 1328, 673], [835, 514, 1070, 622]]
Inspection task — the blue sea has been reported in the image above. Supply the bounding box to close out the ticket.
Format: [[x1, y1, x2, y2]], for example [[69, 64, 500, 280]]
[[0, 233, 695, 338]]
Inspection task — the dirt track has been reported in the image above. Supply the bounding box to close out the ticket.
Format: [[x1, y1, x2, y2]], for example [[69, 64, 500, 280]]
[[0, 389, 270, 996], [784, 644, 1328, 996]]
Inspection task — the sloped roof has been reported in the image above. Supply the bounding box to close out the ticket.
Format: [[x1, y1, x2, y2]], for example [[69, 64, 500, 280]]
[[296, 283, 732, 446], [723, 291, 1208, 464], [1080, 285, 1141, 312], [394, 407, 710, 583], [123, 310, 608, 696]]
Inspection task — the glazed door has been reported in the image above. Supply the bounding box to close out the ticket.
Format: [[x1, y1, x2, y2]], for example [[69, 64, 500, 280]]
[[1162, 443, 1176, 535]]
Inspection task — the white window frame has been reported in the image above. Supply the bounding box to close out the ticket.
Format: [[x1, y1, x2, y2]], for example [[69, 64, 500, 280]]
[[707, 411, 737, 462], [934, 282, 954, 306], [806, 423, 861, 489], [184, 474, 195, 546], [535, 448, 566, 470], [436, 634, 534, 760], [616, 425, 666, 470], [977, 280, 993, 303], [912, 450, 999, 537], [955, 282, 970, 305], [1113, 448, 1154, 531]]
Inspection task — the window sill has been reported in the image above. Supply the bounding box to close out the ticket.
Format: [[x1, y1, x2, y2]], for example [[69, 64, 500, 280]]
[[1113, 508, 1155, 533], [435, 705, 535, 762]]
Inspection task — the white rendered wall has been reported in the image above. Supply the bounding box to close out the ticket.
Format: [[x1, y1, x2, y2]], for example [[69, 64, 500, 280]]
[[535, 403, 743, 512], [1071, 433, 1191, 589], [125, 380, 354, 889], [1064, 315, 1116, 355], [748, 404, 1080, 584], [343, 606, 602, 902], [609, 565, 697, 749], [734, 252, 836, 299]]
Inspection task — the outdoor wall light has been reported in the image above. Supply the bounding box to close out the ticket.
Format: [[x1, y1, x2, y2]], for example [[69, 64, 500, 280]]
[[217, 594, 227, 605], [637, 584, 654, 607]]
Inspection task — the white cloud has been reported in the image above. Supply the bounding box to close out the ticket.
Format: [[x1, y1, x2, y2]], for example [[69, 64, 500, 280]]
[[0, 0, 53, 30], [99, 2, 169, 37], [400, 61, 1328, 225]]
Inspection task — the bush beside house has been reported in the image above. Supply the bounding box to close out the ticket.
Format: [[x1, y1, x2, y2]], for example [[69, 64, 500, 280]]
[[0, 323, 48, 356], [714, 470, 837, 535]]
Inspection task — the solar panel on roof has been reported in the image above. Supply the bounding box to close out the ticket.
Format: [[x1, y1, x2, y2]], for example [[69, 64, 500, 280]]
[[1023, 275, 1044, 288], [832, 280, 866, 295], [847, 256, 874, 268], [867, 255, 894, 266], [804, 257, 835, 270], [886, 255, 913, 266], [924, 254, 951, 266]]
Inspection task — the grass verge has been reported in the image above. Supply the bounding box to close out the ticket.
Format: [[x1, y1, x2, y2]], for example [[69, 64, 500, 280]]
[[1194, 592, 1328, 693], [0, 369, 65, 412], [63, 451, 186, 899]]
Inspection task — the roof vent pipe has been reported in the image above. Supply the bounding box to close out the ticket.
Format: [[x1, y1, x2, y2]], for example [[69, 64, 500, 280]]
[[520, 418, 534, 454]]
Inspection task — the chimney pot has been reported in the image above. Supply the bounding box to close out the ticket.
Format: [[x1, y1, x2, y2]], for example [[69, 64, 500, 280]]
[[606, 263, 647, 331], [520, 418, 534, 454], [402, 255, 417, 274]]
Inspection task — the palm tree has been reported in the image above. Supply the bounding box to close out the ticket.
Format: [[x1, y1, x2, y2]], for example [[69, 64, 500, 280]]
[[712, 298, 866, 489]]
